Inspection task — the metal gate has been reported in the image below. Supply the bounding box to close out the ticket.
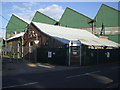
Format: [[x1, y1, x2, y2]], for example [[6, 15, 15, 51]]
[[69, 46, 81, 66]]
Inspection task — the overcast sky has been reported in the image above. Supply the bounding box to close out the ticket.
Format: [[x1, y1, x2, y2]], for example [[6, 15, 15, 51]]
[[0, 2, 119, 39]]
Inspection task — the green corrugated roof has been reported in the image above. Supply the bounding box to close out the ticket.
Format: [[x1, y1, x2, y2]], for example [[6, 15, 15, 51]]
[[32, 11, 57, 25], [59, 7, 93, 28], [6, 14, 29, 33], [94, 4, 120, 27]]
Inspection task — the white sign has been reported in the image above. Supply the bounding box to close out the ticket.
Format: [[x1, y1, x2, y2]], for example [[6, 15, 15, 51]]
[[48, 51, 52, 58], [34, 40, 39, 45], [106, 52, 110, 58]]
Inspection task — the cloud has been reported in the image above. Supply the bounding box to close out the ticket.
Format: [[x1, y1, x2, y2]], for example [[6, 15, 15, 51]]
[[11, 4, 64, 21], [12, 4, 36, 20], [23, 2, 38, 10], [38, 4, 64, 20]]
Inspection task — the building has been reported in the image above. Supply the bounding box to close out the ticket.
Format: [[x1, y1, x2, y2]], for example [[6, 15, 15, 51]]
[[23, 22, 119, 66], [32, 11, 58, 25], [59, 8, 93, 30], [94, 4, 120, 43], [5, 11, 59, 58], [6, 32, 24, 58], [59, 5, 120, 44], [6, 14, 30, 39]]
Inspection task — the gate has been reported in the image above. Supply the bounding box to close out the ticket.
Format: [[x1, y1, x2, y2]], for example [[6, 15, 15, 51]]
[[69, 46, 81, 66]]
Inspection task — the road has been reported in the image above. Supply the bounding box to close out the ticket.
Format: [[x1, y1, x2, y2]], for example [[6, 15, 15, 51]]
[[2, 62, 120, 88]]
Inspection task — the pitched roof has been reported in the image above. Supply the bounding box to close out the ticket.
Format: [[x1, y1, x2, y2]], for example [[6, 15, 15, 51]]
[[32, 22, 119, 48], [7, 32, 25, 41], [12, 14, 30, 24], [59, 7, 93, 28], [36, 11, 58, 22], [6, 14, 30, 35], [94, 4, 120, 27], [66, 7, 92, 20], [94, 4, 120, 20], [32, 11, 57, 25]]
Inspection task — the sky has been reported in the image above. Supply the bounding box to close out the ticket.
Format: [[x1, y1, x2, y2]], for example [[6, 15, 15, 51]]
[[0, 2, 119, 39]]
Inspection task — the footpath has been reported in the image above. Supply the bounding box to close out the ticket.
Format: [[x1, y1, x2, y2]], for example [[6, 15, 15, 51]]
[[2, 57, 81, 76]]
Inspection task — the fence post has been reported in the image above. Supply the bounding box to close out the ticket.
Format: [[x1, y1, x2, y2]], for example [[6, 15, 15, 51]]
[[97, 49, 99, 64]]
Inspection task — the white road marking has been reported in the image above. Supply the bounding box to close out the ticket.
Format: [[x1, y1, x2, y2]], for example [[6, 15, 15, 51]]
[[66, 71, 100, 78], [3, 82, 38, 88]]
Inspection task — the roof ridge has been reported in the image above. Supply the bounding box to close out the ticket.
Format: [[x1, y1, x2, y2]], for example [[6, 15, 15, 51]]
[[102, 4, 120, 12], [66, 7, 93, 20], [94, 4, 120, 20], [12, 14, 30, 24], [35, 11, 58, 22]]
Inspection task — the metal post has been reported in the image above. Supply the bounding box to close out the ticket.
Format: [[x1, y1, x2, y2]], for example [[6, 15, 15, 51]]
[[68, 47, 71, 66], [80, 45, 82, 66], [97, 49, 99, 64], [21, 36, 24, 58]]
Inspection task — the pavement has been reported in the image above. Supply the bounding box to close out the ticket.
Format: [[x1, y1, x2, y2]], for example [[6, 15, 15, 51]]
[[2, 57, 82, 76], [2, 61, 120, 88]]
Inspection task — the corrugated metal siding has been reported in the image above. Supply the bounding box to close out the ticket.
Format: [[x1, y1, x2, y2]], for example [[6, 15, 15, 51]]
[[95, 4, 120, 27], [105, 34, 120, 44], [6, 15, 28, 33], [59, 8, 92, 28], [32, 11, 57, 25]]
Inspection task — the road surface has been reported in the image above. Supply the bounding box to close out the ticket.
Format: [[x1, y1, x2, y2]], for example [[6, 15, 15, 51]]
[[2, 62, 120, 88]]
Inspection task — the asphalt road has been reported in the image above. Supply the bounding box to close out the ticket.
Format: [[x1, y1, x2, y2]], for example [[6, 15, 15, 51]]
[[2, 62, 120, 88]]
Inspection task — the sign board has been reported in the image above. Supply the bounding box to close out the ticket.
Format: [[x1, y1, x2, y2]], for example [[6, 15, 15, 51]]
[[106, 52, 110, 58], [69, 40, 81, 46], [48, 51, 52, 58], [34, 40, 39, 45]]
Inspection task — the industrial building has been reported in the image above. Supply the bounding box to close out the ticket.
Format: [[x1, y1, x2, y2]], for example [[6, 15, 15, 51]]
[[32, 11, 58, 25], [94, 4, 120, 43], [59, 5, 120, 43], [59, 7, 93, 32], [6, 14, 30, 39], [5, 4, 120, 65]]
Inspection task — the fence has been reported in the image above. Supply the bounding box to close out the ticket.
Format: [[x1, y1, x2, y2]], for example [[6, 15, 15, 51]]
[[1, 46, 120, 66], [36, 47, 68, 65], [1, 46, 68, 65], [81, 48, 120, 66]]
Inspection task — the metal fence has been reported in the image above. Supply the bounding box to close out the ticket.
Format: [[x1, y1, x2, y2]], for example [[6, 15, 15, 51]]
[[2, 46, 37, 63], [1, 46, 120, 66], [81, 48, 120, 66]]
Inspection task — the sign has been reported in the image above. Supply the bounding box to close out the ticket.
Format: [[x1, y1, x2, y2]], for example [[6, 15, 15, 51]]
[[72, 52, 77, 55], [34, 40, 39, 45], [106, 52, 110, 58], [48, 51, 52, 58]]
